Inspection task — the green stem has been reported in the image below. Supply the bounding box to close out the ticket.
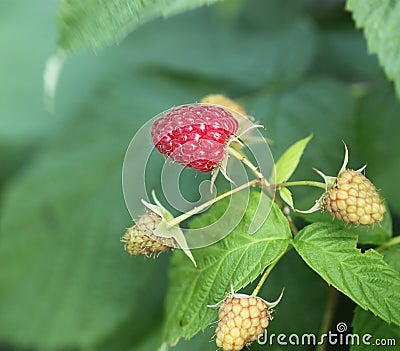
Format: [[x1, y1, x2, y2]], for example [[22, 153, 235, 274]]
[[277, 180, 326, 190], [316, 286, 339, 351], [168, 179, 259, 227], [376, 235, 400, 252], [251, 247, 291, 296]]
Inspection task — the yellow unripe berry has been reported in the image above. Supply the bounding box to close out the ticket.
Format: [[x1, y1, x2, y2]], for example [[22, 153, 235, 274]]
[[215, 295, 271, 351], [323, 170, 385, 225]]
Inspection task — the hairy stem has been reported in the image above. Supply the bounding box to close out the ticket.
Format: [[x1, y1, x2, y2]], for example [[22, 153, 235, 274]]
[[316, 286, 339, 351], [168, 179, 259, 227]]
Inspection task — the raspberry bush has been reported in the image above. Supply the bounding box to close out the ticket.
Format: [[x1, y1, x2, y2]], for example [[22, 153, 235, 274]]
[[2, 1, 400, 351]]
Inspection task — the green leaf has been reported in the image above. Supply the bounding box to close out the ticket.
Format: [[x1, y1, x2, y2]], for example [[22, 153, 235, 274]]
[[159, 330, 216, 351], [272, 134, 313, 184], [350, 244, 400, 351], [346, 0, 400, 97], [293, 223, 400, 327], [279, 187, 294, 208], [57, 2, 317, 91], [52, 1, 318, 97], [57, 0, 222, 53], [163, 191, 291, 345]]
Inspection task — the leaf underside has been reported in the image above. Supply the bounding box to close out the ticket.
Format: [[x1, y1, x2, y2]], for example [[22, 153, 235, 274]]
[[58, 0, 222, 52]]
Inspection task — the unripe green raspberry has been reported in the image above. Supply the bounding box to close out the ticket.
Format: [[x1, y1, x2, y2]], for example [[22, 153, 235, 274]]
[[121, 211, 176, 257], [215, 295, 270, 351], [323, 170, 386, 225]]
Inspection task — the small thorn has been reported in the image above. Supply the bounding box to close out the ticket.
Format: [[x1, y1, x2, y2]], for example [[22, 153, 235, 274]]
[[210, 169, 219, 193], [312, 168, 336, 190], [230, 279, 235, 295], [264, 288, 285, 308], [229, 136, 244, 147], [356, 164, 367, 173], [294, 199, 323, 214], [339, 142, 349, 174], [207, 298, 225, 308], [151, 189, 164, 208], [236, 123, 265, 140]]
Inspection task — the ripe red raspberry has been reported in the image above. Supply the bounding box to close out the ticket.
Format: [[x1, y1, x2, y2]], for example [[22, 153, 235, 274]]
[[215, 295, 270, 351], [151, 105, 238, 172], [323, 170, 386, 225], [121, 211, 176, 257]]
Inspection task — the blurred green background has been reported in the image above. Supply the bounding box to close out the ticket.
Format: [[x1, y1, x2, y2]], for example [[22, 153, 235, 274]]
[[0, 0, 399, 350]]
